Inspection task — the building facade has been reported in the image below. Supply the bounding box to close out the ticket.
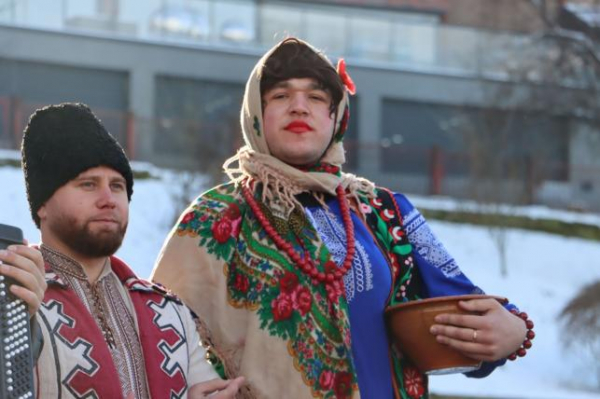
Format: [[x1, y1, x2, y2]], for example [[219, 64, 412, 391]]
[[0, 0, 598, 211]]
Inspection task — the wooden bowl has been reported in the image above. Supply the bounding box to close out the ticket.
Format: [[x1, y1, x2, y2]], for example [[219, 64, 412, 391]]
[[385, 294, 507, 375]]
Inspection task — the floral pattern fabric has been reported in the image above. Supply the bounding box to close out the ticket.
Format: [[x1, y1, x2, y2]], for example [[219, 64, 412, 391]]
[[172, 184, 428, 399], [176, 184, 357, 398]]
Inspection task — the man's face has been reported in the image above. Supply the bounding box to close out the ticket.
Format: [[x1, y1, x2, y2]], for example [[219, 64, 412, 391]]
[[262, 78, 335, 166], [38, 166, 129, 258]]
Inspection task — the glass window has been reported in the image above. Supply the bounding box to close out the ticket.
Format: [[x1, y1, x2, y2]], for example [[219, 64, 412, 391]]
[[381, 99, 569, 181], [304, 9, 346, 55], [0, 59, 128, 150], [154, 76, 244, 171], [348, 15, 391, 61], [259, 4, 304, 46], [392, 22, 435, 65]]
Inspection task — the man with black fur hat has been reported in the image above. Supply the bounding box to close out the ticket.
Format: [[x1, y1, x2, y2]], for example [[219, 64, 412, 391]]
[[21, 103, 243, 398]]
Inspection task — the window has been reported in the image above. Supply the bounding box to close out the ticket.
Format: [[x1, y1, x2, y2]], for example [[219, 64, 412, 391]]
[[155, 76, 244, 170], [381, 99, 569, 181]]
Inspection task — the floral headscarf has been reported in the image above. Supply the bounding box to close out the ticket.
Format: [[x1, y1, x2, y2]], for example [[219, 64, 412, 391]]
[[223, 37, 375, 214]]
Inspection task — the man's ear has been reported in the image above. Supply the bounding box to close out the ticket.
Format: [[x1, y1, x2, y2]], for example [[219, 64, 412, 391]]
[[37, 205, 47, 222]]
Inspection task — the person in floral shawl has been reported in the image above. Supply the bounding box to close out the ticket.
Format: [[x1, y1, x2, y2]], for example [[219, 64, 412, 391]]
[[151, 38, 530, 399]]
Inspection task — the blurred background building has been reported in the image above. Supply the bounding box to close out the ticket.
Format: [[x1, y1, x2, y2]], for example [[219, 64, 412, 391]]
[[1, 0, 599, 210]]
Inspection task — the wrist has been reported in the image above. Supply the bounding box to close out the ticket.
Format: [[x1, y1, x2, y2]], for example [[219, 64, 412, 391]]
[[507, 309, 535, 361]]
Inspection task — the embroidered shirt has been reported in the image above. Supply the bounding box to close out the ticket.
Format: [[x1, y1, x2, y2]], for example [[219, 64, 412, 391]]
[[305, 201, 395, 399], [304, 192, 507, 398], [41, 245, 150, 399]]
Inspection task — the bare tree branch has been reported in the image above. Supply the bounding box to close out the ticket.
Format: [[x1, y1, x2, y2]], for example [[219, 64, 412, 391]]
[[541, 28, 600, 69], [527, 0, 555, 28], [528, 0, 600, 63]]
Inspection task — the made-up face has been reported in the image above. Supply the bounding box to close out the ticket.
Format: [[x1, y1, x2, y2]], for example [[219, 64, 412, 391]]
[[262, 78, 336, 167], [37, 166, 129, 259]]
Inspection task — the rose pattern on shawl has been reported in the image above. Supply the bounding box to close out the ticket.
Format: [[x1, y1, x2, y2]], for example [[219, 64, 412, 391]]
[[280, 271, 299, 294], [333, 372, 353, 399], [272, 273, 313, 319], [319, 369, 334, 390], [176, 184, 242, 261], [233, 273, 250, 293], [181, 211, 196, 224], [272, 292, 294, 321], [224, 203, 241, 219], [403, 366, 425, 399], [212, 218, 233, 243], [292, 285, 312, 316], [211, 203, 243, 243]]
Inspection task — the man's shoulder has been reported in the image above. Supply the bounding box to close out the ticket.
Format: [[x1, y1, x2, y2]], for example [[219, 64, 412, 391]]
[[125, 277, 184, 305], [109, 257, 183, 304]]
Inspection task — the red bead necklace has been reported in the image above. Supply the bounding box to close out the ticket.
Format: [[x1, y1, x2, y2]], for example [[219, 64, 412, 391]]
[[242, 183, 356, 285]]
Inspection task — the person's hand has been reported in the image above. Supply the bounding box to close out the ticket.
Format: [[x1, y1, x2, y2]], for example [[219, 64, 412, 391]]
[[189, 377, 245, 398], [0, 243, 47, 317], [429, 298, 527, 362]]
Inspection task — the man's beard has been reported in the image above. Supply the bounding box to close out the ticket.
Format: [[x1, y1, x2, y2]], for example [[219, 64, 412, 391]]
[[50, 214, 127, 258]]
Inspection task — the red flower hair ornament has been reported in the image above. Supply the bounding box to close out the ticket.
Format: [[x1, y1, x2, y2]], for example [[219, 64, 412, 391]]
[[336, 58, 356, 95]]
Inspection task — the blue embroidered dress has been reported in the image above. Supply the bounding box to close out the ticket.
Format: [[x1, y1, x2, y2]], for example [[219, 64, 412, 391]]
[[304, 192, 509, 399]]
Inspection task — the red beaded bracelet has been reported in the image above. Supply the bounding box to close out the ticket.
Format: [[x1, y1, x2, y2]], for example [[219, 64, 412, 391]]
[[507, 308, 535, 361]]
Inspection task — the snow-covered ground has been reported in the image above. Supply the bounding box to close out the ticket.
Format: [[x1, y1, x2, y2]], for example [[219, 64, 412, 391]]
[[410, 194, 600, 228], [2, 157, 600, 399]]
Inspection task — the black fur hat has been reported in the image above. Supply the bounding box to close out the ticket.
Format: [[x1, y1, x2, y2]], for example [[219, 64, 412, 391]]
[[21, 103, 134, 228]]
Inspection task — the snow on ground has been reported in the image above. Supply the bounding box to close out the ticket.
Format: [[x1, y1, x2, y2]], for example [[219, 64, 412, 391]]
[[427, 222, 600, 399], [2, 159, 600, 399], [411, 194, 600, 228]]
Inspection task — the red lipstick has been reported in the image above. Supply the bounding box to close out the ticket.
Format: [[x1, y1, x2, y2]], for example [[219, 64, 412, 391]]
[[284, 120, 313, 134]]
